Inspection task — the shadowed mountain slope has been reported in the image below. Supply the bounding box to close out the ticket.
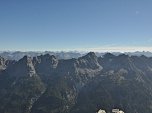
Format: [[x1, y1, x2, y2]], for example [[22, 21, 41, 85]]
[[0, 52, 152, 113]]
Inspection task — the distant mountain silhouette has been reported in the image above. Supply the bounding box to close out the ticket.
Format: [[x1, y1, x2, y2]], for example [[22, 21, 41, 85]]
[[1, 51, 152, 60]]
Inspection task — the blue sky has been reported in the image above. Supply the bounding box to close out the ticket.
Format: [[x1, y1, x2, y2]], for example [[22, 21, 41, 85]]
[[0, 0, 152, 52]]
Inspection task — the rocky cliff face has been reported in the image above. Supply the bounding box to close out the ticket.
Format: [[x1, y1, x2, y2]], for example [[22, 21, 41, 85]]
[[0, 52, 152, 113], [0, 56, 14, 71]]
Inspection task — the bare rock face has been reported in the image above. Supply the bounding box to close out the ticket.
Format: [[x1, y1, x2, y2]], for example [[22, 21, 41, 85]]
[[7, 56, 36, 77], [0, 56, 15, 73], [0, 56, 6, 71], [55, 52, 102, 77], [33, 54, 58, 69], [76, 52, 103, 76], [33, 54, 58, 75], [1, 53, 152, 113]]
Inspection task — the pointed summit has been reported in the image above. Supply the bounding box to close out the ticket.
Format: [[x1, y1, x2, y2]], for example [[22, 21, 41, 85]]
[[118, 54, 129, 58], [84, 52, 97, 59], [77, 52, 102, 71], [20, 56, 33, 64], [86, 52, 96, 56], [9, 56, 36, 77], [80, 52, 98, 63], [103, 53, 115, 59]]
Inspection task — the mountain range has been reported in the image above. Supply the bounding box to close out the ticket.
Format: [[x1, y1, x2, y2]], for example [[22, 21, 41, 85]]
[[0, 52, 152, 113], [1, 51, 152, 61]]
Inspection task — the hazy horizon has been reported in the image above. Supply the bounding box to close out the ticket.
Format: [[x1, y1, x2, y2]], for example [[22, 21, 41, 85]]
[[1, 46, 152, 53]]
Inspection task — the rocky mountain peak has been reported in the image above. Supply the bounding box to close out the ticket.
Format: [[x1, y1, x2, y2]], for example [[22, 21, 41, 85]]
[[103, 53, 115, 59], [1, 53, 152, 113], [118, 54, 129, 58], [83, 52, 97, 59], [33, 54, 58, 75], [42, 54, 56, 60], [34, 54, 58, 68], [0, 56, 6, 70], [0, 56, 13, 71], [74, 52, 103, 78], [21, 56, 33, 64], [10, 56, 36, 77]]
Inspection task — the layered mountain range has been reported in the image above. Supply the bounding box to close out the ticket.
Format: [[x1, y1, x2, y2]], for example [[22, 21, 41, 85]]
[[1, 51, 152, 61], [0, 52, 152, 113]]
